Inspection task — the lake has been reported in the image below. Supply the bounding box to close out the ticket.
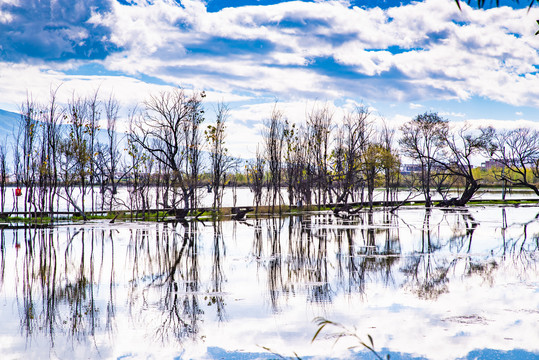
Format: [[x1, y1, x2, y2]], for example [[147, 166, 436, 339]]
[[0, 205, 538, 359], [2, 185, 537, 213]]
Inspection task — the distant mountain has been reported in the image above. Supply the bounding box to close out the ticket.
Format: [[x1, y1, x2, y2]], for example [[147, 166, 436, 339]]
[[0, 109, 19, 138]]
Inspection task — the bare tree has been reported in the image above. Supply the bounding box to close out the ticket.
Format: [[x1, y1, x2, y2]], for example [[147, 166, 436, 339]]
[[125, 138, 152, 217], [263, 105, 285, 210], [0, 143, 7, 213], [399, 112, 449, 207], [488, 127, 539, 195], [129, 88, 206, 211], [96, 94, 125, 211], [247, 147, 265, 212], [183, 91, 205, 209], [306, 104, 333, 207], [331, 106, 372, 205], [58, 94, 92, 219], [379, 122, 400, 205], [42, 86, 64, 215], [206, 102, 235, 210], [433, 124, 493, 206], [283, 119, 301, 206], [86, 89, 101, 213], [17, 95, 40, 214]]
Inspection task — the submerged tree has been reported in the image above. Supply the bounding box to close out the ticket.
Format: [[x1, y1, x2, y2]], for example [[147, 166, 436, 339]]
[[129, 88, 206, 211], [95, 94, 125, 211], [306, 104, 333, 207], [0, 143, 7, 213], [399, 112, 449, 207], [487, 127, 539, 196], [331, 106, 371, 205], [58, 95, 93, 219], [263, 105, 285, 210], [247, 147, 265, 213], [433, 124, 494, 206], [206, 102, 235, 210]]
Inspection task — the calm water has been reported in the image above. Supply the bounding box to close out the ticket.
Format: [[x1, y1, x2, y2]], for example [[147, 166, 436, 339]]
[[0, 205, 538, 359], [2, 185, 537, 212]]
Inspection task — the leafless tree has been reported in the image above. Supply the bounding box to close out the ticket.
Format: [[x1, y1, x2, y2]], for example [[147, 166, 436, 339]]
[[247, 147, 265, 212], [399, 112, 449, 207], [306, 104, 333, 207], [129, 88, 206, 211], [433, 124, 493, 206], [0, 143, 7, 213], [125, 138, 152, 217], [95, 94, 126, 211], [58, 94, 92, 219], [379, 122, 400, 205], [183, 91, 205, 209], [332, 106, 372, 205], [41, 86, 64, 215], [283, 119, 302, 206], [86, 89, 101, 212], [488, 127, 539, 195], [263, 105, 285, 210], [17, 95, 40, 214], [206, 102, 236, 210]]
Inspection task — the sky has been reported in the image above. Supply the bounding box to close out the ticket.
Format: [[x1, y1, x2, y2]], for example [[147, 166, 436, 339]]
[[1, 0, 539, 158]]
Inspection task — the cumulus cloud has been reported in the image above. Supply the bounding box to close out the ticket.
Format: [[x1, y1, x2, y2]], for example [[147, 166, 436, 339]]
[[1, 0, 539, 147], [0, 0, 119, 62], [86, 0, 539, 106]]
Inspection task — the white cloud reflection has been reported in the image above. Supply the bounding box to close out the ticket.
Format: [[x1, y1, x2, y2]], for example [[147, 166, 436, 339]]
[[1, 206, 538, 359]]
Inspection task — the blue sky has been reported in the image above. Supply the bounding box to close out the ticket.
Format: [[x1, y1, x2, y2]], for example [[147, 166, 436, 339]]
[[0, 0, 539, 157]]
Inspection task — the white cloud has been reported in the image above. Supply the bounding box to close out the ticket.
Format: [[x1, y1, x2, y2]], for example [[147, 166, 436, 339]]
[[439, 111, 465, 117], [1, 0, 539, 154], [3, 0, 538, 108]]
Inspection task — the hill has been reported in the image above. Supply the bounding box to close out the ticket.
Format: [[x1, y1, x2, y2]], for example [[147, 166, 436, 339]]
[[0, 109, 19, 137]]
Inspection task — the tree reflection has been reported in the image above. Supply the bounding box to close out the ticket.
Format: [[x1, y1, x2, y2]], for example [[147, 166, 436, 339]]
[[333, 211, 401, 297], [0, 205, 538, 355], [210, 220, 226, 322], [267, 217, 284, 312], [401, 210, 450, 299], [128, 221, 203, 343], [306, 213, 332, 304], [447, 208, 478, 253], [8, 226, 115, 348], [0, 229, 5, 294]]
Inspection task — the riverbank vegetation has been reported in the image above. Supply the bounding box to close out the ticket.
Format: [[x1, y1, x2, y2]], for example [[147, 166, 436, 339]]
[[2, 86, 539, 222]]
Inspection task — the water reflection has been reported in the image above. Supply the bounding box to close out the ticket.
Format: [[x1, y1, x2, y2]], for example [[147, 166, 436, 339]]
[[127, 222, 205, 343], [0, 206, 538, 359], [4, 226, 116, 350]]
